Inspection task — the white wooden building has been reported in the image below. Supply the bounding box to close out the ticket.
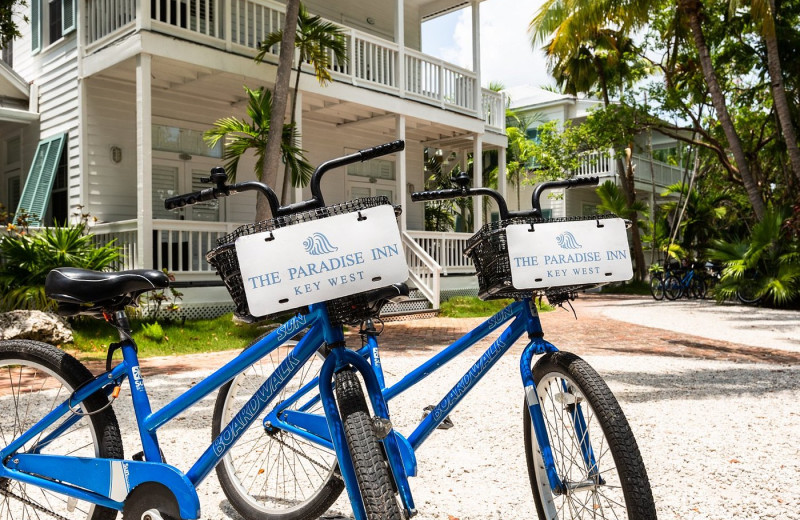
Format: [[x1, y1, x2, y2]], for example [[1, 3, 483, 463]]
[[0, 0, 510, 315], [505, 85, 685, 219]]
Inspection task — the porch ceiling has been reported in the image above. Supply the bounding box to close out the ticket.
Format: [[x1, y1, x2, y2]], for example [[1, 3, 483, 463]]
[[93, 57, 256, 106], [302, 91, 478, 148]]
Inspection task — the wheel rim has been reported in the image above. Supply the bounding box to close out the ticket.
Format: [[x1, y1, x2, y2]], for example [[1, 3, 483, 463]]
[[0, 359, 101, 520], [219, 348, 338, 515], [664, 276, 682, 300], [649, 278, 664, 300], [533, 371, 628, 519]]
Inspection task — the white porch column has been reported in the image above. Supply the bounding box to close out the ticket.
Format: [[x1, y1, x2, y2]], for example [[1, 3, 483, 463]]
[[396, 0, 405, 97], [498, 145, 507, 210], [472, 135, 483, 230], [396, 115, 407, 231], [293, 91, 304, 204], [472, 0, 481, 113], [136, 54, 153, 269]]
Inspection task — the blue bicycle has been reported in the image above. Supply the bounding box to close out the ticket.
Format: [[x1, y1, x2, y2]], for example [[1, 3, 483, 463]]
[[0, 143, 655, 520]]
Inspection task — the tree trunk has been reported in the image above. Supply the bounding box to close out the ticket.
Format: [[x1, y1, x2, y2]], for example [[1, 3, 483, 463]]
[[764, 0, 800, 184], [280, 54, 304, 205], [621, 148, 646, 281], [681, 0, 765, 219], [258, 0, 300, 222]]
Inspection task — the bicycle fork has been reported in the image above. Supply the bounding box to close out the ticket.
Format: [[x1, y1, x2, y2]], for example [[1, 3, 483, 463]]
[[519, 308, 600, 496]]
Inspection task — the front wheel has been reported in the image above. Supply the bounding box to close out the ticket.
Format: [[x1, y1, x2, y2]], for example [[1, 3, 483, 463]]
[[523, 351, 656, 520], [648, 277, 664, 301], [336, 369, 402, 520], [663, 275, 683, 300], [0, 340, 124, 520]]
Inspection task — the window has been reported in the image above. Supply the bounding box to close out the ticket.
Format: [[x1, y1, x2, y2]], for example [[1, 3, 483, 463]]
[[31, 0, 76, 52], [6, 176, 21, 211], [152, 124, 222, 158]]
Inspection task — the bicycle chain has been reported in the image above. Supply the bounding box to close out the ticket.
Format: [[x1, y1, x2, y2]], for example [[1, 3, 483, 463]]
[[273, 433, 333, 473], [0, 486, 72, 520]]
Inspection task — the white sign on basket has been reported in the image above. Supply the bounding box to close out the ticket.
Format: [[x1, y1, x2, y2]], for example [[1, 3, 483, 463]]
[[235, 205, 409, 317], [505, 217, 633, 290]]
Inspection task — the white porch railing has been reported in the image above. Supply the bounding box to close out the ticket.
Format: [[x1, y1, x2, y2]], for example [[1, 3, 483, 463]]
[[401, 231, 441, 310], [573, 152, 685, 188], [91, 219, 247, 274], [406, 231, 473, 275], [83, 0, 505, 126], [91, 219, 138, 271]]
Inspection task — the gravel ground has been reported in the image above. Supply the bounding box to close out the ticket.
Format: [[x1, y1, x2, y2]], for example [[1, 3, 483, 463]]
[[113, 346, 800, 520]]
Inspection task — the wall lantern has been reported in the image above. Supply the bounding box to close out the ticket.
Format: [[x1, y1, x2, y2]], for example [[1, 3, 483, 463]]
[[110, 146, 122, 164]]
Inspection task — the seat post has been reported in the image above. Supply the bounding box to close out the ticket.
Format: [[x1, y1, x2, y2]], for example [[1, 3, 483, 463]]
[[112, 309, 133, 340]]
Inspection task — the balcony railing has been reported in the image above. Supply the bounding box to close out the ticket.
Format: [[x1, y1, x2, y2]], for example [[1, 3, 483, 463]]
[[84, 0, 505, 128], [573, 151, 684, 188]]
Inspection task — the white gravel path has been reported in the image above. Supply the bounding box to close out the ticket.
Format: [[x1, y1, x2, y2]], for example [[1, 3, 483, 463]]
[[115, 349, 800, 520]]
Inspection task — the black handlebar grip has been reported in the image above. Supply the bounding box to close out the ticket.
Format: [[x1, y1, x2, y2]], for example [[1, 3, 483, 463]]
[[358, 140, 405, 161], [164, 188, 216, 210], [410, 189, 463, 202]]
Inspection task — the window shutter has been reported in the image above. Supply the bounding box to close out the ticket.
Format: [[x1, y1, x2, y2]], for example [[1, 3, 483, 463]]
[[62, 0, 76, 34], [15, 134, 67, 226], [31, 0, 41, 53]]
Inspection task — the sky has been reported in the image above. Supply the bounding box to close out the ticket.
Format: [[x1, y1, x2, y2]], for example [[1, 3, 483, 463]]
[[421, 0, 552, 92]]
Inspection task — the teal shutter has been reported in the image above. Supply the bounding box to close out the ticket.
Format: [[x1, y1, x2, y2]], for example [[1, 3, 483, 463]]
[[62, 0, 76, 34], [15, 134, 67, 226], [31, 0, 41, 53]]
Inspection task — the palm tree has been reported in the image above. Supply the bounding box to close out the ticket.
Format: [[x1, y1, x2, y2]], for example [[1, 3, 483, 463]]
[[260, 0, 300, 220], [661, 181, 729, 258], [731, 0, 800, 185], [257, 3, 348, 204], [679, 0, 766, 220], [204, 86, 313, 211]]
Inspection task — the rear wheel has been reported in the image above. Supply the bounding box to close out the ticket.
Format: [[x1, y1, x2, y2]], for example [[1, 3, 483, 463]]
[[335, 369, 402, 520], [524, 351, 655, 520], [663, 275, 683, 300], [648, 277, 664, 301], [212, 337, 342, 520], [0, 340, 124, 520], [736, 273, 763, 305]]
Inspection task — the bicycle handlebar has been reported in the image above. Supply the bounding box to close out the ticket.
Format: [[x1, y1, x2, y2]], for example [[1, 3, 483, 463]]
[[411, 174, 599, 219], [164, 140, 405, 216]]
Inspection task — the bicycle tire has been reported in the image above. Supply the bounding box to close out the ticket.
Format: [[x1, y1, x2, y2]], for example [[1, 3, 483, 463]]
[[212, 335, 342, 520], [0, 340, 124, 520], [648, 277, 664, 301], [523, 351, 656, 520], [736, 274, 763, 305], [689, 277, 705, 299], [335, 369, 402, 520], [663, 275, 682, 300]]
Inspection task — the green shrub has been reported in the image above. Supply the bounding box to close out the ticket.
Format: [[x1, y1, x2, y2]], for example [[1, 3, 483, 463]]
[[0, 216, 121, 311], [140, 322, 166, 342]]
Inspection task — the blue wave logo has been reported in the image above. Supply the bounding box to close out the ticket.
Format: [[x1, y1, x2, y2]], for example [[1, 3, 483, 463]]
[[303, 232, 339, 255], [556, 231, 582, 250]]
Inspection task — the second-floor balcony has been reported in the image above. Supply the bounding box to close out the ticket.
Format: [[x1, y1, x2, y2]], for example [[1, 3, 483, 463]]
[[84, 0, 506, 131], [574, 151, 684, 188]]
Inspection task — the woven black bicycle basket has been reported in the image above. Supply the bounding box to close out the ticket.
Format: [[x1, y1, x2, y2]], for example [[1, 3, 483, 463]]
[[465, 213, 621, 301], [206, 197, 396, 323]]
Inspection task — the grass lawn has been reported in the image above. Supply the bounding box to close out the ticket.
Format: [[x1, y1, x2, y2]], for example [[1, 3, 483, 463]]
[[598, 280, 651, 296], [440, 296, 553, 318], [68, 313, 270, 360]]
